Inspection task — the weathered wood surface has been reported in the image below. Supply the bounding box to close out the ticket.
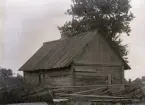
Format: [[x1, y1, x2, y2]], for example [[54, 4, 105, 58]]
[[24, 68, 73, 85], [74, 64, 122, 85], [74, 64, 122, 69], [74, 34, 122, 65], [54, 93, 140, 104], [23, 32, 126, 86], [71, 87, 106, 95], [0, 83, 143, 104]]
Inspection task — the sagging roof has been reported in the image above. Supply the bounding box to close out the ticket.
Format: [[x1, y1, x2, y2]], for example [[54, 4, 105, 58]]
[[19, 30, 130, 71]]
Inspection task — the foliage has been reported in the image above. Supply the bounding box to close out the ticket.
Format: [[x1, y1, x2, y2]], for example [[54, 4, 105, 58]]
[[0, 67, 24, 87], [0, 90, 22, 104], [133, 78, 144, 86], [0, 67, 26, 104], [17, 73, 23, 80], [0, 67, 13, 78], [58, 0, 134, 61]]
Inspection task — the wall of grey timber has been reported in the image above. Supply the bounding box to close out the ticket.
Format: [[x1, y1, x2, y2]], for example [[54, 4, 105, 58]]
[[74, 34, 124, 85], [23, 33, 125, 85], [74, 33, 122, 65], [24, 68, 73, 85], [44, 68, 73, 86], [74, 65, 122, 85], [24, 72, 39, 84]]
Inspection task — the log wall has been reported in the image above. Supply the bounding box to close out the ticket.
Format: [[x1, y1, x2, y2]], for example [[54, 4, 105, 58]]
[[24, 68, 74, 86], [74, 65, 122, 85], [24, 32, 125, 86], [73, 33, 124, 85], [24, 72, 39, 84]]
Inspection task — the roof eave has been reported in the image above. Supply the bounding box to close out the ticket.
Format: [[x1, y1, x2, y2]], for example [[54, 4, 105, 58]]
[[124, 63, 131, 70], [20, 65, 71, 72]]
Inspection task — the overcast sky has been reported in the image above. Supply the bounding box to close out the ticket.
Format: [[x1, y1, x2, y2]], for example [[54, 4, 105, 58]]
[[0, 0, 145, 79]]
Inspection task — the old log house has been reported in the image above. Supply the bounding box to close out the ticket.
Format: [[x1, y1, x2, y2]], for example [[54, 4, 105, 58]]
[[19, 30, 130, 86]]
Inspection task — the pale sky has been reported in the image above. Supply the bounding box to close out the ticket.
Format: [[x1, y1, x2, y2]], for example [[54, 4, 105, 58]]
[[0, 0, 145, 79]]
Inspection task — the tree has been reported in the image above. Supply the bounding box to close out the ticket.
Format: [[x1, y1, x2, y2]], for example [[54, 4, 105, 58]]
[[133, 78, 143, 86], [0, 68, 13, 78], [0, 67, 13, 87], [16, 73, 23, 80], [58, 0, 134, 61]]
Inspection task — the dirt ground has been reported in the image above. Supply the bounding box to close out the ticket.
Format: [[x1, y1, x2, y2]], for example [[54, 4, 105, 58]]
[[7, 102, 48, 105]]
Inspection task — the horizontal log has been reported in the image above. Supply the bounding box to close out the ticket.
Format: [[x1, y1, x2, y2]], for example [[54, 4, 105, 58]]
[[75, 72, 100, 77], [75, 75, 107, 80], [75, 72, 112, 77], [75, 67, 121, 72], [91, 99, 139, 103], [56, 93, 127, 99], [45, 71, 72, 77], [72, 87, 106, 95], [36, 84, 127, 89], [74, 63, 122, 67], [75, 68, 96, 72]]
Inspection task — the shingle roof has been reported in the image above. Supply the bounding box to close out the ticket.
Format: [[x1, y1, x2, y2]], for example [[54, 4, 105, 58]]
[[19, 30, 130, 71], [19, 31, 97, 71]]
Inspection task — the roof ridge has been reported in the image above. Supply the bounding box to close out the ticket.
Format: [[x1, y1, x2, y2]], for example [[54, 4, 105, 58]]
[[43, 31, 90, 45], [43, 38, 64, 45]]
